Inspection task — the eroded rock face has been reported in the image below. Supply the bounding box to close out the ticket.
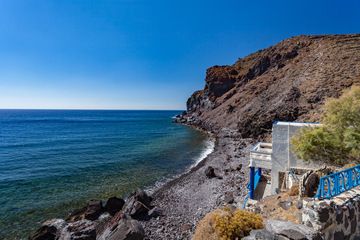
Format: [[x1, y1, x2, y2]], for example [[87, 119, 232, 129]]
[[186, 90, 213, 113], [205, 66, 238, 98], [184, 34, 360, 137]]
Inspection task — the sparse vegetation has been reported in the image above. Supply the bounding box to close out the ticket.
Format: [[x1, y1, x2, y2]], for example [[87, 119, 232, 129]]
[[289, 184, 299, 196], [291, 86, 360, 165], [192, 208, 263, 240]]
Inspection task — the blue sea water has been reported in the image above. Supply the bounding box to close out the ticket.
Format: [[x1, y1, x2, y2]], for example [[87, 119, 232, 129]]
[[0, 110, 212, 239]]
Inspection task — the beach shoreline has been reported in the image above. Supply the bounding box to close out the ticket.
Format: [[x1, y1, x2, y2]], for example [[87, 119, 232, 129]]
[[145, 124, 215, 196], [141, 123, 254, 239], [25, 113, 254, 240], [26, 116, 254, 240]]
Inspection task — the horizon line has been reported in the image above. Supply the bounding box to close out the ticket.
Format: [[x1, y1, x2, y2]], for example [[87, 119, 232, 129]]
[[0, 108, 186, 111]]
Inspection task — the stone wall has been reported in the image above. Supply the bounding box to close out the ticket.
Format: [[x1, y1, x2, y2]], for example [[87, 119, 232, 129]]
[[302, 186, 360, 240]]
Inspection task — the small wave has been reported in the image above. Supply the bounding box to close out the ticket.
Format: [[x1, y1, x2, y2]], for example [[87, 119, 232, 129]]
[[192, 139, 215, 167], [146, 138, 215, 195]]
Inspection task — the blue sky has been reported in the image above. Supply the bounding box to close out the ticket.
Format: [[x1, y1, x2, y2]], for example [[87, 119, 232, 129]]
[[0, 0, 359, 110]]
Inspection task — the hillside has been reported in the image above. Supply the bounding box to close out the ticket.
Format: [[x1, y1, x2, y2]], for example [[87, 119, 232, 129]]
[[182, 34, 360, 138]]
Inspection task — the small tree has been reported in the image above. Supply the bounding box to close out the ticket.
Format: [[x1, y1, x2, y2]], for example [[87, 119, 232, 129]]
[[291, 86, 360, 165]]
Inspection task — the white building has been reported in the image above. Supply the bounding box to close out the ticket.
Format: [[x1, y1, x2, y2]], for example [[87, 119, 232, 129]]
[[249, 121, 321, 199]]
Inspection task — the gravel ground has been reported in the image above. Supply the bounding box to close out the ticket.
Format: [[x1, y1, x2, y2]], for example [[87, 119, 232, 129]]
[[141, 134, 255, 239]]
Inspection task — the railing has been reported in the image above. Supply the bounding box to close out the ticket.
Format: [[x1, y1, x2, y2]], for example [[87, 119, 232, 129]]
[[316, 164, 360, 199]]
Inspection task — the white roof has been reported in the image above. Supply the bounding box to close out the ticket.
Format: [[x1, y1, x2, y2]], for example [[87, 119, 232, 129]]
[[274, 121, 321, 127]]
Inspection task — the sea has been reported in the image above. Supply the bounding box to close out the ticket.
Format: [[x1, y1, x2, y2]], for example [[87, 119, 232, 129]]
[[0, 110, 214, 239]]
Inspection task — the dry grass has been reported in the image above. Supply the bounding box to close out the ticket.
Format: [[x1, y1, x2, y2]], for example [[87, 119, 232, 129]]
[[257, 192, 301, 224], [192, 208, 263, 240], [289, 184, 299, 196]]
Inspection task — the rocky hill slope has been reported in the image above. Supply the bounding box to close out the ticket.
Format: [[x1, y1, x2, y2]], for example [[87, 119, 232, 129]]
[[182, 34, 360, 138]]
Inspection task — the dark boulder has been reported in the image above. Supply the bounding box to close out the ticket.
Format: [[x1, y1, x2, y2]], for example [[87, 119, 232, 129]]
[[296, 200, 303, 210], [105, 197, 125, 216], [30, 225, 58, 240], [123, 189, 152, 219], [205, 166, 216, 178], [65, 220, 97, 240], [133, 189, 152, 207], [98, 214, 144, 240], [30, 219, 66, 240], [148, 207, 163, 218], [236, 163, 243, 171], [68, 200, 104, 222], [85, 200, 104, 221], [224, 192, 234, 204]]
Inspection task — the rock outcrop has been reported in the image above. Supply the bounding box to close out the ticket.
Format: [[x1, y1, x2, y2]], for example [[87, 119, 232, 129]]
[[243, 220, 322, 240], [30, 219, 67, 240], [104, 197, 125, 216], [98, 214, 145, 240], [123, 189, 153, 219], [67, 200, 105, 222], [30, 190, 152, 240], [181, 34, 360, 138]]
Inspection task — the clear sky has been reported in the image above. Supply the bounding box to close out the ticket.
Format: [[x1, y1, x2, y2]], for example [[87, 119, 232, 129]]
[[0, 0, 359, 110]]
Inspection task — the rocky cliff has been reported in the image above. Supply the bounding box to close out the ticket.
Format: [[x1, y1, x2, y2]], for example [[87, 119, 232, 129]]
[[182, 34, 360, 138]]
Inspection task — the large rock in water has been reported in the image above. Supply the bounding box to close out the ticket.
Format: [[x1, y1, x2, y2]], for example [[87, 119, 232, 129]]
[[30, 219, 66, 240], [30, 218, 97, 240], [85, 200, 104, 221], [98, 213, 144, 240], [105, 197, 125, 216], [68, 200, 104, 222], [62, 220, 97, 240], [123, 189, 152, 219]]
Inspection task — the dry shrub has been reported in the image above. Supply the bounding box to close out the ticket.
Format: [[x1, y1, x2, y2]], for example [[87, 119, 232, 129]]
[[192, 208, 263, 240], [341, 163, 357, 170], [289, 184, 299, 196]]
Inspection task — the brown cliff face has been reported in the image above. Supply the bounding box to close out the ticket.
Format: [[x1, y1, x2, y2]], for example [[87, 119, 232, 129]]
[[185, 34, 360, 138]]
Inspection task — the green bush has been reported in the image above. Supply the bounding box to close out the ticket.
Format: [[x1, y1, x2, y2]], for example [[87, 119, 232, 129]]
[[291, 86, 360, 165]]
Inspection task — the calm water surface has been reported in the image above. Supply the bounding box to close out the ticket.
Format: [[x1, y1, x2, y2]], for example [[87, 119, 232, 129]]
[[0, 110, 211, 239]]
